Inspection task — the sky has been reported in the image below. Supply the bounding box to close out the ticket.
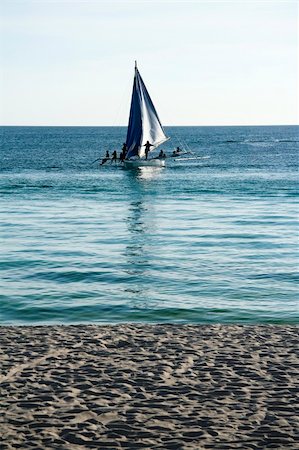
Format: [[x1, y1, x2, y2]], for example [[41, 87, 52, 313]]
[[0, 0, 298, 126]]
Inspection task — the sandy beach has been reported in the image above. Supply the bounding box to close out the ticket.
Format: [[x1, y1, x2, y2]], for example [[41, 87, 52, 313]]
[[0, 324, 298, 449]]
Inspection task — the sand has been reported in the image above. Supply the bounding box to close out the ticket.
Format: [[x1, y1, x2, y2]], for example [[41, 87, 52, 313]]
[[0, 324, 298, 449]]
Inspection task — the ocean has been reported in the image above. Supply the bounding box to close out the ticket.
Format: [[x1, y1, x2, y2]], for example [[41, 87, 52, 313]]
[[0, 125, 298, 324]]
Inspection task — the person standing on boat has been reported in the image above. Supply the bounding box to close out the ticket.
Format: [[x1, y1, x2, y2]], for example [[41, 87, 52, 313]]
[[121, 143, 127, 159], [144, 141, 153, 160], [111, 150, 117, 163]]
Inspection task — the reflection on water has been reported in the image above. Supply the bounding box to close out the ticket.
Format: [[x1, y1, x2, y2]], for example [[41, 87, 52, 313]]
[[123, 171, 159, 307], [126, 166, 164, 181], [124, 200, 150, 302]]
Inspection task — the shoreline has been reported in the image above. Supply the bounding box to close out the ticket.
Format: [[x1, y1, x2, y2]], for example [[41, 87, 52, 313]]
[[1, 324, 298, 449]]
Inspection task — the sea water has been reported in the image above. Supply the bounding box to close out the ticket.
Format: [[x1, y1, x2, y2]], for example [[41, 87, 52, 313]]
[[0, 126, 298, 324]]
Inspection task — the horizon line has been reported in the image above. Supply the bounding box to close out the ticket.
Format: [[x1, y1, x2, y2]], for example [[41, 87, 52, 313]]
[[1, 123, 298, 127]]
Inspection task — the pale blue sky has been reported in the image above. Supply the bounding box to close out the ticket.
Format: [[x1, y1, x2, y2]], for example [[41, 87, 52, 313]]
[[1, 0, 298, 125]]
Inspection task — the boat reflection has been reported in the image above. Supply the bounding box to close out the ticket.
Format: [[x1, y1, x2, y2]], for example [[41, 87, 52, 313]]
[[137, 166, 164, 180], [124, 165, 164, 181], [122, 193, 157, 306]]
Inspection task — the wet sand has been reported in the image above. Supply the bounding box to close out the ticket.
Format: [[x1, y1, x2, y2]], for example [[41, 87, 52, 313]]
[[0, 324, 298, 449]]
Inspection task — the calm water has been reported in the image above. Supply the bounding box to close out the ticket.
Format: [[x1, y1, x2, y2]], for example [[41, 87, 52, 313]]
[[0, 126, 298, 324]]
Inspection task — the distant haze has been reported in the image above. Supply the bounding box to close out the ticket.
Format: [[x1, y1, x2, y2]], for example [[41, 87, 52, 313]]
[[1, 1, 298, 126]]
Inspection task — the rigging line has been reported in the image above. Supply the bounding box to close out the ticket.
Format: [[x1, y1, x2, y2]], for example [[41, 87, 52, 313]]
[[169, 126, 186, 150], [112, 69, 132, 127], [170, 126, 194, 155]]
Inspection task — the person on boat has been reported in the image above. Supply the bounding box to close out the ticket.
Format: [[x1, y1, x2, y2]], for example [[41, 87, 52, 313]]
[[111, 150, 118, 163], [100, 150, 110, 165], [121, 143, 127, 159], [158, 149, 166, 159], [143, 141, 153, 160], [176, 146, 182, 153], [119, 151, 125, 163], [172, 150, 177, 157]]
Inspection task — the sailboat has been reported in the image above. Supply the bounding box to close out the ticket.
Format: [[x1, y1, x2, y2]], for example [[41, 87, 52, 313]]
[[124, 62, 169, 167]]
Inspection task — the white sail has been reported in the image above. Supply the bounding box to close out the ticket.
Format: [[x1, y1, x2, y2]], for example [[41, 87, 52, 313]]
[[126, 64, 168, 160]]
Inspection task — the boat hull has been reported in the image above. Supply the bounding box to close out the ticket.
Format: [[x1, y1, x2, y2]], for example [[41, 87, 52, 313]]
[[124, 159, 165, 168]]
